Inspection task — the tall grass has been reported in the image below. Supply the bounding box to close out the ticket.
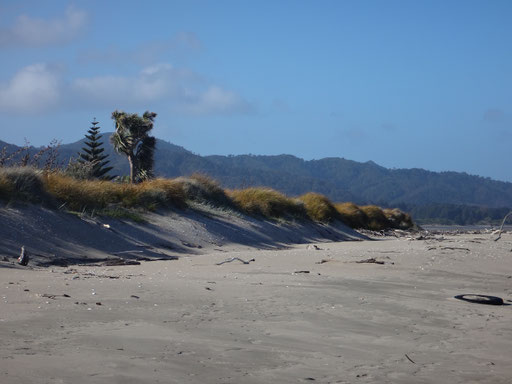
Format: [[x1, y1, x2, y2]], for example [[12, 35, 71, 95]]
[[178, 173, 233, 208], [298, 192, 339, 222], [229, 187, 306, 219], [44, 173, 186, 211], [0, 166, 414, 230], [335, 202, 369, 228], [0, 167, 50, 203], [383, 208, 414, 229], [359, 205, 391, 230]]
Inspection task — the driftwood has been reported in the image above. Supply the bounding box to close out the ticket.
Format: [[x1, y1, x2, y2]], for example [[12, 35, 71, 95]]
[[355, 258, 385, 265], [216, 257, 255, 265], [494, 211, 512, 241], [18, 246, 29, 266]]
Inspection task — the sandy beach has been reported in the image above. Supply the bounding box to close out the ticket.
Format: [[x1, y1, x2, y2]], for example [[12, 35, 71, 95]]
[[1, 228, 511, 383]]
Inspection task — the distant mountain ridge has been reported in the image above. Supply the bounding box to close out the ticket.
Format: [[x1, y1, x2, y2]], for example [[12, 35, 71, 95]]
[[2, 135, 512, 209]]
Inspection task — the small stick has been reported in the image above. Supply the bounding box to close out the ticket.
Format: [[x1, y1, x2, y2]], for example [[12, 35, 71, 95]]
[[216, 257, 255, 265], [405, 354, 416, 364], [494, 211, 512, 242], [111, 250, 144, 255]]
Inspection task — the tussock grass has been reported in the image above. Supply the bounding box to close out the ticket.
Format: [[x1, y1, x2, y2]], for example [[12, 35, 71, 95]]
[[229, 187, 306, 219], [178, 173, 233, 208], [0, 167, 50, 203], [383, 208, 414, 229], [298, 192, 339, 222], [0, 166, 414, 230], [44, 173, 186, 211], [360, 205, 391, 230], [335, 202, 369, 228]]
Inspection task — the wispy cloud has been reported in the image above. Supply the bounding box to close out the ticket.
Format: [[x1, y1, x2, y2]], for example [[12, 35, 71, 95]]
[[178, 86, 254, 115], [77, 32, 202, 66], [0, 6, 88, 47], [0, 62, 253, 115], [483, 108, 506, 124], [0, 63, 63, 113]]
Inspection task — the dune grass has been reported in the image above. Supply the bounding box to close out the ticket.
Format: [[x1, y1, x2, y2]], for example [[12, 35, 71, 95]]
[[298, 192, 339, 222], [178, 173, 233, 208], [44, 173, 186, 211], [0, 166, 414, 229], [0, 167, 50, 203], [383, 208, 414, 229], [229, 187, 306, 219], [359, 205, 392, 230], [334, 202, 370, 229]]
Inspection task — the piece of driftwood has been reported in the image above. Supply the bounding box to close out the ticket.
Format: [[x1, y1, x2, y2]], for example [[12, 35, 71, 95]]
[[494, 211, 512, 241], [18, 246, 29, 266], [111, 250, 145, 255], [355, 258, 385, 265], [216, 257, 255, 265], [405, 354, 416, 364]]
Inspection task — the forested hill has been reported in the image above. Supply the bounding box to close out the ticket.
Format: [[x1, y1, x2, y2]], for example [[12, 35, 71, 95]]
[[2, 135, 512, 209]]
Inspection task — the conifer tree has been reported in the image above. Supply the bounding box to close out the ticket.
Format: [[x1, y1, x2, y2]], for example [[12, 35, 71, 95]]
[[78, 118, 114, 179]]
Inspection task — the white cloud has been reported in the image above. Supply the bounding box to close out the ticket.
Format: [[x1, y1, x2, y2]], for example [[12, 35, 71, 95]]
[[180, 86, 253, 115], [0, 6, 88, 47], [0, 63, 62, 113], [1, 60, 252, 115], [72, 63, 252, 115]]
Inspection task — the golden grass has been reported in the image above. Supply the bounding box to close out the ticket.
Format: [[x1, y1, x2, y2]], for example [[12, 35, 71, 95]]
[[334, 202, 369, 228], [179, 173, 233, 207], [43, 173, 186, 211], [383, 208, 414, 229], [0, 167, 414, 230], [229, 187, 306, 219], [360, 205, 391, 230], [298, 192, 339, 222]]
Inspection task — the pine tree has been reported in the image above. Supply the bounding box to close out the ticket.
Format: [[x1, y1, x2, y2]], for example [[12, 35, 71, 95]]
[[78, 118, 114, 179]]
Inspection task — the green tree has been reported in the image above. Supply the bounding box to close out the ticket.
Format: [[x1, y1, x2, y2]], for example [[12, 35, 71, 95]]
[[77, 118, 114, 179], [110, 110, 157, 183]]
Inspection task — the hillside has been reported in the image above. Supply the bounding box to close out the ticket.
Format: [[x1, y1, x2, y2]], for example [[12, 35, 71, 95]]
[[2, 134, 512, 209]]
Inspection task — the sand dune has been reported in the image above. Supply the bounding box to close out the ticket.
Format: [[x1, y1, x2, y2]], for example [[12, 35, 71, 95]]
[[0, 204, 365, 266], [1, 215, 511, 383]]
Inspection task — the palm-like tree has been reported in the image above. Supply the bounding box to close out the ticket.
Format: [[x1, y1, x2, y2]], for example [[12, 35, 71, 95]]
[[110, 110, 157, 183]]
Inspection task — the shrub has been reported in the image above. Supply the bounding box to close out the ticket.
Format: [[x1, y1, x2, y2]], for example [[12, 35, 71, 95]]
[[63, 158, 97, 180], [298, 192, 339, 222], [360, 205, 390, 230], [178, 173, 233, 208], [0, 167, 50, 203], [335, 202, 369, 228], [229, 187, 306, 219]]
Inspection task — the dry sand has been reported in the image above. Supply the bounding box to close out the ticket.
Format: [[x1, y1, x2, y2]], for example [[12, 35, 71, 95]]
[[1, 226, 511, 383]]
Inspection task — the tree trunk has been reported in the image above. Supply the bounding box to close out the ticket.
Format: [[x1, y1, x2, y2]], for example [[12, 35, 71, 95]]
[[128, 155, 135, 184]]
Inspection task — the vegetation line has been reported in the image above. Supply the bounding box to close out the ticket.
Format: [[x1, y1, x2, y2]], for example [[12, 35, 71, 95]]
[[0, 167, 413, 230]]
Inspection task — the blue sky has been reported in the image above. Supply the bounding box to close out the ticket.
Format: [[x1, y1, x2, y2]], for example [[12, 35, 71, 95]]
[[1, 0, 511, 181]]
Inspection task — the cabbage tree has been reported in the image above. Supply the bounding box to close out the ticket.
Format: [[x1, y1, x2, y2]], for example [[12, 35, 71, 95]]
[[110, 110, 157, 183]]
